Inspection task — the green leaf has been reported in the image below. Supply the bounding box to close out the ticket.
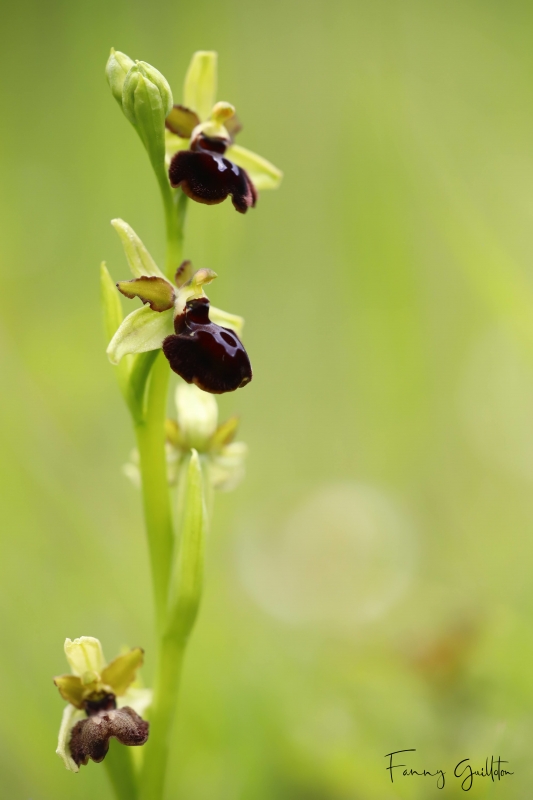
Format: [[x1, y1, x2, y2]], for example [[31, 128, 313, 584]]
[[167, 450, 207, 643], [111, 219, 166, 279], [183, 51, 217, 121], [226, 143, 283, 191], [107, 306, 174, 365]]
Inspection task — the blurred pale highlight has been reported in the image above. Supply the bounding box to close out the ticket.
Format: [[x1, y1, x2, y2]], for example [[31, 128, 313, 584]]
[[239, 483, 415, 631]]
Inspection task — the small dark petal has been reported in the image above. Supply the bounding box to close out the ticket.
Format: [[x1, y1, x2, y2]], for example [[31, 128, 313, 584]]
[[175, 260, 193, 287], [225, 113, 243, 141], [165, 105, 200, 138], [169, 150, 257, 214], [116, 276, 175, 312], [69, 707, 149, 767], [84, 693, 116, 715], [191, 134, 228, 154], [162, 298, 252, 394]]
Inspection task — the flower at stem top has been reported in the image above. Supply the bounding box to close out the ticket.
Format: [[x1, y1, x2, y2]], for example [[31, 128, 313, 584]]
[[165, 51, 282, 213], [106, 49, 282, 214], [54, 637, 151, 772], [106, 219, 252, 394]]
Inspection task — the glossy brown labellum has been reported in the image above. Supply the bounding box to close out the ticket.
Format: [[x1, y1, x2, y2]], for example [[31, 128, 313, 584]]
[[162, 298, 252, 394]]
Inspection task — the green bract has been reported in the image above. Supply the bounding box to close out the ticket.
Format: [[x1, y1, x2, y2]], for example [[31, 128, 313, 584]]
[[167, 449, 207, 643]]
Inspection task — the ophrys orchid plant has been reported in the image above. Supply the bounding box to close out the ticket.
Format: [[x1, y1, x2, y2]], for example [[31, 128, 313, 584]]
[[53, 50, 281, 800]]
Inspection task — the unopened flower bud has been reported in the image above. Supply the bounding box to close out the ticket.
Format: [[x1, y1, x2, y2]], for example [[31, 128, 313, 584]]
[[175, 383, 218, 451], [137, 61, 173, 117], [122, 62, 173, 170], [105, 48, 135, 104]]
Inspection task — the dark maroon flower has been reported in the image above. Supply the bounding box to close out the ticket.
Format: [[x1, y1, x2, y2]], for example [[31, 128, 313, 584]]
[[169, 136, 257, 214], [162, 297, 252, 394]]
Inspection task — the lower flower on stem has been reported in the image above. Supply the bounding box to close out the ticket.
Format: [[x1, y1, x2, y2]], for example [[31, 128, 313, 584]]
[[54, 636, 151, 772]]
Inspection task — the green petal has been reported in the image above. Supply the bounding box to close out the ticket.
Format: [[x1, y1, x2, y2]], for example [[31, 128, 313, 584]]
[[56, 704, 85, 773], [64, 637, 105, 677], [54, 675, 85, 709], [107, 306, 174, 365], [226, 144, 283, 191], [101, 647, 144, 696], [111, 219, 166, 279], [166, 105, 200, 138], [117, 276, 175, 312], [183, 51, 217, 121]]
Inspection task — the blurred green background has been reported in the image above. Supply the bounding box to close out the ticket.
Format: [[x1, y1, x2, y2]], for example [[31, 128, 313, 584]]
[[2, 0, 533, 797]]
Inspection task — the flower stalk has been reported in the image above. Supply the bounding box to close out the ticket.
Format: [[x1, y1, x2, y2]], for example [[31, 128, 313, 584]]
[[54, 47, 281, 800]]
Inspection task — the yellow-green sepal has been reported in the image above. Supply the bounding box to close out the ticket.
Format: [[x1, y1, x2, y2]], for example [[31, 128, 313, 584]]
[[183, 51, 217, 121], [101, 647, 144, 696], [107, 306, 174, 365], [226, 144, 283, 191], [209, 306, 244, 337], [56, 704, 85, 772], [53, 675, 86, 709], [111, 219, 166, 279], [64, 637, 105, 677]]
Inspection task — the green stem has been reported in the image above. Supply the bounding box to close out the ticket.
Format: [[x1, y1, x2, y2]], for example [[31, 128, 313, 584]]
[[159, 175, 187, 280], [135, 353, 173, 634], [139, 636, 185, 800], [132, 180, 189, 799], [105, 740, 140, 800], [134, 183, 187, 631]]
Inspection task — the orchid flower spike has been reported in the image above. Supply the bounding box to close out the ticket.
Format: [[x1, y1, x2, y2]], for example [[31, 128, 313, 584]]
[[54, 637, 151, 772], [106, 219, 252, 394], [165, 51, 282, 212]]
